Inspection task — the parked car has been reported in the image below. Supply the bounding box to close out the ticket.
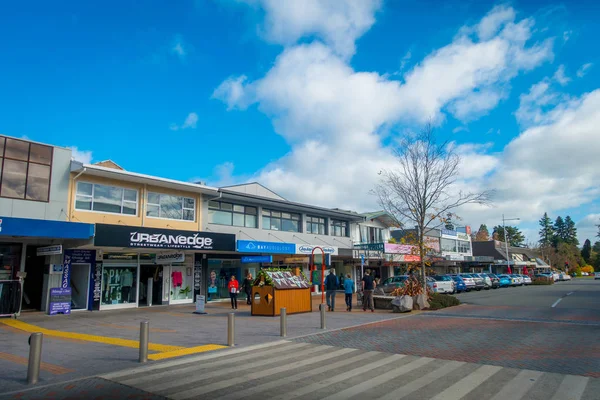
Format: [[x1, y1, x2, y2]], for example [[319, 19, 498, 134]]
[[595, 272, 600, 280], [380, 275, 409, 294], [509, 274, 523, 286], [483, 273, 501, 289], [552, 272, 561, 281], [474, 273, 492, 289], [534, 273, 553, 282], [520, 274, 532, 285], [559, 273, 572, 281], [462, 273, 485, 291], [449, 275, 467, 293], [429, 275, 455, 294], [451, 274, 475, 291], [497, 274, 512, 287]]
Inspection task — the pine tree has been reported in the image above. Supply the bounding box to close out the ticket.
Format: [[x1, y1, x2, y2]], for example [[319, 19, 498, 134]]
[[538, 212, 554, 247], [493, 225, 525, 247], [553, 216, 566, 247], [564, 216, 578, 246], [581, 239, 592, 264], [474, 224, 490, 241]]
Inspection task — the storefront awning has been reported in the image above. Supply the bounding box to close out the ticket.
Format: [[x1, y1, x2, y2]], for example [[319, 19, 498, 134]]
[[0, 217, 94, 240]]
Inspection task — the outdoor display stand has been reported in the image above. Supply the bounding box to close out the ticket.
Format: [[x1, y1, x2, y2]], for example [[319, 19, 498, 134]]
[[251, 269, 311, 316]]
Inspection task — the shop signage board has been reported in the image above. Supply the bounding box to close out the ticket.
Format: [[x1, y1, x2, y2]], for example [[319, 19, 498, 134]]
[[442, 229, 458, 237], [48, 287, 71, 315], [237, 240, 296, 254], [194, 295, 206, 314], [37, 245, 63, 256], [241, 255, 273, 263], [295, 244, 338, 256], [94, 224, 235, 251], [156, 252, 186, 264], [284, 257, 309, 263], [457, 233, 470, 241], [384, 243, 416, 254], [354, 243, 384, 252]]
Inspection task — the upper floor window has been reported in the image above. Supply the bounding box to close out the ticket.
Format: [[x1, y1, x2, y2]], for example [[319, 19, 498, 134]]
[[360, 226, 383, 243], [441, 238, 457, 253], [457, 240, 471, 253], [75, 182, 137, 215], [208, 201, 257, 228], [331, 220, 348, 237], [147, 192, 195, 221], [262, 209, 300, 232], [0, 137, 53, 202], [306, 216, 326, 235]]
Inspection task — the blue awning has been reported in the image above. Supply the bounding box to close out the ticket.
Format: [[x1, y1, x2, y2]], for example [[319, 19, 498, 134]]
[[0, 216, 94, 240]]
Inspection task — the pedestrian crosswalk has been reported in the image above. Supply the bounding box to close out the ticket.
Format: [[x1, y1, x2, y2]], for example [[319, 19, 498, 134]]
[[101, 341, 598, 400]]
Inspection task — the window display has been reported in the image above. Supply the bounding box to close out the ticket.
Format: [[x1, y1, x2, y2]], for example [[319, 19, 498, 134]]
[[101, 265, 137, 306], [207, 259, 258, 301], [169, 255, 193, 303]]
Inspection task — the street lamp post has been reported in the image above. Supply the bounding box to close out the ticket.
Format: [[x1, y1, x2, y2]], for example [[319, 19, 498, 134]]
[[502, 214, 520, 274]]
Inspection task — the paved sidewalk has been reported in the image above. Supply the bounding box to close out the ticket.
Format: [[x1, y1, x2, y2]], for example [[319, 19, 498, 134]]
[[0, 294, 407, 392], [3, 340, 598, 400]]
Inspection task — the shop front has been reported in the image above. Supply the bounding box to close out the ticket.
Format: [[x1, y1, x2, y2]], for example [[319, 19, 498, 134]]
[[91, 224, 236, 310]]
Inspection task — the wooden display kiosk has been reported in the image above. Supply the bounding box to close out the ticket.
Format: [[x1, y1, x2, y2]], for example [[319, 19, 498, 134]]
[[251, 269, 312, 316]]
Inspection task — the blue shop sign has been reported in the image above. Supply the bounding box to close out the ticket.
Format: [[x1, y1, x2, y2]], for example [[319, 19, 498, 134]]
[[48, 287, 71, 315], [241, 255, 273, 263], [0, 217, 94, 239], [236, 240, 296, 254]]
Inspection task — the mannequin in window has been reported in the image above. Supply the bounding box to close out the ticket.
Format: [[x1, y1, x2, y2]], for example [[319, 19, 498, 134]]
[[121, 269, 133, 303]]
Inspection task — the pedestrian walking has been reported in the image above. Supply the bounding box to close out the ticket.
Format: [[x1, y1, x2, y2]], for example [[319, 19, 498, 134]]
[[362, 270, 375, 312], [343, 273, 354, 312], [242, 273, 253, 305], [228, 275, 239, 310], [324, 268, 339, 311]]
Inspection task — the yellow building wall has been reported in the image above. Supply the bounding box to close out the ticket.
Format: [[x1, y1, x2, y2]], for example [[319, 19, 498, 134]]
[[68, 175, 203, 230]]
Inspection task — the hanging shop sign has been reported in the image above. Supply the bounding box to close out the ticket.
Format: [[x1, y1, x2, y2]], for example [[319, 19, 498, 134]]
[[94, 224, 235, 251], [37, 245, 63, 256], [284, 257, 310, 264], [295, 244, 338, 256], [457, 233, 470, 241], [384, 243, 416, 254], [353, 243, 384, 252], [156, 252, 186, 264], [236, 240, 296, 254], [241, 255, 273, 263]]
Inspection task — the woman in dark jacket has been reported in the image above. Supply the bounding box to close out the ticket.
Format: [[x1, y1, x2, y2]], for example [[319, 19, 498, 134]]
[[242, 273, 253, 305]]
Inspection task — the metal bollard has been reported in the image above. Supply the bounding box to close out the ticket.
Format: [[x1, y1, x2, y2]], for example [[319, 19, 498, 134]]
[[27, 332, 43, 384], [280, 308, 287, 337], [320, 303, 326, 330], [227, 312, 235, 347], [139, 321, 149, 363]]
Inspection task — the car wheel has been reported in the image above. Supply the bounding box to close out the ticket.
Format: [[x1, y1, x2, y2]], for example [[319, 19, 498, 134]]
[[476, 288, 482, 291]]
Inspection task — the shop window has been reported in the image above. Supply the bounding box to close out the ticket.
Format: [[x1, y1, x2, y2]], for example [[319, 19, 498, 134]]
[[262, 209, 300, 232], [360, 226, 383, 243], [75, 182, 138, 215], [457, 240, 471, 253], [0, 136, 52, 202], [147, 192, 195, 221], [101, 265, 137, 306], [331, 220, 348, 237], [208, 201, 257, 228], [441, 238, 457, 253], [307, 216, 326, 235]]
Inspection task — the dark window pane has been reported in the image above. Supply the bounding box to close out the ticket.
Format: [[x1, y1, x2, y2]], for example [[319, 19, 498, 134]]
[[271, 218, 281, 231], [26, 163, 50, 201], [210, 210, 232, 225], [4, 139, 29, 161], [272, 211, 281, 218], [208, 201, 220, 209], [233, 213, 244, 227], [291, 214, 300, 221], [0, 137, 5, 157], [245, 215, 257, 228], [93, 185, 123, 213], [160, 195, 182, 219], [282, 219, 298, 232], [1, 159, 27, 198], [77, 182, 93, 196], [282, 212, 291, 219], [246, 206, 257, 215], [233, 205, 244, 213], [75, 195, 92, 210], [262, 216, 270, 229], [147, 204, 159, 217], [29, 144, 52, 165], [148, 192, 160, 204], [183, 209, 194, 221], [122, 202, 136, 215], [221, 203, 233, 211], [184, 198, 195, 209], [123, 189, 137, 202]]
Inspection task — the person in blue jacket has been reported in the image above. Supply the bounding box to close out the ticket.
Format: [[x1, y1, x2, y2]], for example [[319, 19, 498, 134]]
[[343, 274, 355, 312], [324, 268, 339, 311]]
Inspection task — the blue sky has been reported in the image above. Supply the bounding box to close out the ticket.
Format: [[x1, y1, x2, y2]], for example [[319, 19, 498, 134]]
[[1, 1, 599, 244]]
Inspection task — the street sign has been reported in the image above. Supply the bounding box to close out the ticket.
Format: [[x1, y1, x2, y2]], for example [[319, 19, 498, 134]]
[[360, 254, 365, 266], [354, 243, 384, 251]]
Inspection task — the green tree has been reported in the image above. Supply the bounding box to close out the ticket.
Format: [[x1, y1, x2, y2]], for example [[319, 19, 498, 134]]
[[564, 216, 579, 246], [474, 224, 490, 241], [538, 212, 554, 247], [553, 216, 566, 247], [581, 239, 592, 264], [493, 225, 525, 247]]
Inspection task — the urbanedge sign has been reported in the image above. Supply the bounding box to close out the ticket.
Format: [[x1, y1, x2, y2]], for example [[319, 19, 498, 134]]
[[94, 224, 236, 251]]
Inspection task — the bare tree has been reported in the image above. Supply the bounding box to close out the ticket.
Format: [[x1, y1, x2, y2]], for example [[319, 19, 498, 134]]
[[373, 123, 493, 291]]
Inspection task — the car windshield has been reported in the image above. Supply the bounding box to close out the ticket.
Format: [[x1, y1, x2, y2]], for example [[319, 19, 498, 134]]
[[451, 276, 462, 282], [434, 276, 451, 281]]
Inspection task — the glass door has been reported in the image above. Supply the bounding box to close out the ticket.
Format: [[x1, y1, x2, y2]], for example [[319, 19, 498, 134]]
[[162, 265, 171, 304]]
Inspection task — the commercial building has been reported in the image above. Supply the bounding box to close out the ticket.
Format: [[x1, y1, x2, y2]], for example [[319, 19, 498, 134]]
[[472, 240, 539, 274]]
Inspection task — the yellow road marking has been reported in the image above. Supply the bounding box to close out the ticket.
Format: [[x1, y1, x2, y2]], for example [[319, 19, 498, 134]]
[[96, 322, 177, 333], [0, 352, 74, 375], [148, 344, 227, 361], [1, 319, 183, 352]]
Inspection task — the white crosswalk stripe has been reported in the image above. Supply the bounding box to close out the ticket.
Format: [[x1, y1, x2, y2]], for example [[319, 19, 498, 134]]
[[99, 340, 594, 400]]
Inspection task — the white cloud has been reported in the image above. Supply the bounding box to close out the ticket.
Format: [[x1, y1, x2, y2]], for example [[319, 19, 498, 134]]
[[170, 112, 199, 131], [577, 63, 593, 78], [553, 64, 570, 86], [577, 214, 600, 244], [237, 0, 382, 58], [213, 5, 598, 236], [171, 35, 188, 60], [70, 146, 93, 164]]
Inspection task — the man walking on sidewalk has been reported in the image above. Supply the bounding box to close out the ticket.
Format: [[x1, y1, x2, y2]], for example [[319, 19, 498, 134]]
[[344, 273, 354, 312], [362, 270, 375, 312], [325, 268, 339, 312]]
